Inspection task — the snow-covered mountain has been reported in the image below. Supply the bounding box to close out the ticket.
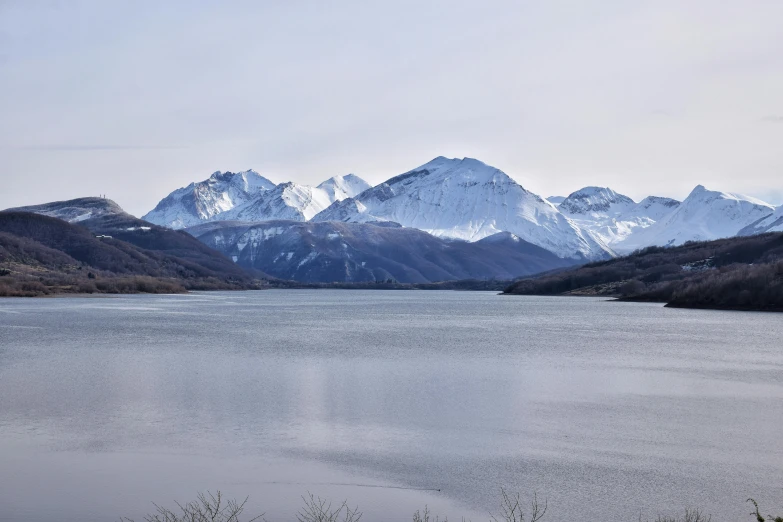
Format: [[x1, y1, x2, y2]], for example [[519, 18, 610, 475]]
[[558, 187, 682, 249], [738, 205, 783, 236], [143, 170, 276, 229], [559, 187, 636, 217], [217, 182, 334, 222], [144, 172, 369, 228], [317, 174, 371, 202], [5, 197, 126, 223], [626, 196, 681, 222], [618, 185, 775, 252], [312, 157, 613, 260], [137, 157, 781, 263], [217, 175, 371, 223]]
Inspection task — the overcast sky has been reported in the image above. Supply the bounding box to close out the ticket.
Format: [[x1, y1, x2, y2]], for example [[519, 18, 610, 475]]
[[1, 0, 782, 216]]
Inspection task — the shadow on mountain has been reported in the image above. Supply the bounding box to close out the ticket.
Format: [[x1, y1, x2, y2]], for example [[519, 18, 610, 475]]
[[187, 220, 579, 284], [0, 205, 263, 296]]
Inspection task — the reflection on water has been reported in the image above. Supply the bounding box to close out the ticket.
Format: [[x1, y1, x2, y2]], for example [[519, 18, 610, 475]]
[[1, 291, 782, 521]]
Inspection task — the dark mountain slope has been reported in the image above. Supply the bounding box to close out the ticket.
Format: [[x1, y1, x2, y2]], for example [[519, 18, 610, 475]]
[[80, 212, 257, 280], [503, 233, 783, 311], [7, 197, 261, 281], [0, 212, 165, 275], [0, 212, 259, 296], [187, 220, 576, 284]]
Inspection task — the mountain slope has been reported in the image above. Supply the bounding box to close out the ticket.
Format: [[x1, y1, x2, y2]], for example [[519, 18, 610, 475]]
[[144, 171, 371, 227], [559, 187, 636, 217], [0, 212, 258, 296], [558, 187, 637, 247], [6, 198, 258, 283], [558, 188, 682, 250], [217, 174, 371, 222], [142, 170, 276, 229], [317, 174, 371, 202], [313, 157, 613, 260], [625, 196, 681, 222], [5, 197, 125, 223], [187, 220, 577, 283], [503, 232, 783, 311], [739, 205, 783, 235], [619, 185, 774, 252], [219, 182, 328, 222]]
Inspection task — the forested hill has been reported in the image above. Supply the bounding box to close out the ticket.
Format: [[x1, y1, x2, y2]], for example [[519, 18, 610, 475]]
[[503, 233, 783, 311], [0, 211, 261, 296]]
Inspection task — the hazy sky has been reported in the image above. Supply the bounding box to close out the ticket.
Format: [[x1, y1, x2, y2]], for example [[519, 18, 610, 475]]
[[2, 0, 782, 216]]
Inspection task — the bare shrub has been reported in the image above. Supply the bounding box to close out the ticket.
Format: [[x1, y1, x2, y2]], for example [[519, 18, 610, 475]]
[[297, 493, 362, 522], [489, 489, 546, 522], [747, 498, 783, 522], [413, 505, 450, 522], [121, 491, 262, 522], [643, 508, 711, 522]]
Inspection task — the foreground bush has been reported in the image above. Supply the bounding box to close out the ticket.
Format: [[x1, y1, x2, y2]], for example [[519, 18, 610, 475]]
[[121, 490, 783, 522], [120, 491, 262, 522], [748, 498, 783, 522]]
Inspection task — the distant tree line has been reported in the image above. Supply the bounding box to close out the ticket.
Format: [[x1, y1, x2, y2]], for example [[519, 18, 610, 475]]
[[504, 233, 783, 311], [0, 212, 267, 296]]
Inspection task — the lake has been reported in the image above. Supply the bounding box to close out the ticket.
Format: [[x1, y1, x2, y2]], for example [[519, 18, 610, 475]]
[[1, 290, 782, 521]]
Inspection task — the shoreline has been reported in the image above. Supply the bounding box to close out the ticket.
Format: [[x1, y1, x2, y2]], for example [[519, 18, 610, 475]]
[[4, 287, 782, 313]]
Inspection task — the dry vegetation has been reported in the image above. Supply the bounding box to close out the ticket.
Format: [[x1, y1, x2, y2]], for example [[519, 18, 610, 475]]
[[0, 212, 260, 296], [120, 491, 782, 522], [504, 233, 783, 311]]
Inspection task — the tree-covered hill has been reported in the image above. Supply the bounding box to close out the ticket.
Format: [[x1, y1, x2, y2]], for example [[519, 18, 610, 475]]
[[0, 211, 261, 296], [503, 232, 783, 311]]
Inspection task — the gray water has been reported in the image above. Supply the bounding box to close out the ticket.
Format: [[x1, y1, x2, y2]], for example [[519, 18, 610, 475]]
[[1, 290, 782, 522]]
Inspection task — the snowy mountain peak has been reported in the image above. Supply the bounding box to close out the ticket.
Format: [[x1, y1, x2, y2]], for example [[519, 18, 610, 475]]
[[559, 189, 683, 251], [316, 174, 371, 201], [207, 175, 371, 224], [627, 196, 681, 221], [559, 187, 635, 216], [219, 182, 325, 222], [637, 195, 680, 208], [616, 185, 775, 252], [686, 184, 773, 207], [314, 156, 612, 260], [142, 169, 275, 229], [208, 169, 276, 192], [376, 157, 505, 191]]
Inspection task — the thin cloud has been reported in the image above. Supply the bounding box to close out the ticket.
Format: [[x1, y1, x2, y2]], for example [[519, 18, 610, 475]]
[[760, 115, 783, 123]]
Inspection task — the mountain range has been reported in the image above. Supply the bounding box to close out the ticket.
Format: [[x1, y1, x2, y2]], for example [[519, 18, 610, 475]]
[[5, 196, 578, 285], [3, 156, 780, 285], [142, 171, 370, 228], [142, 156, 780, 261]]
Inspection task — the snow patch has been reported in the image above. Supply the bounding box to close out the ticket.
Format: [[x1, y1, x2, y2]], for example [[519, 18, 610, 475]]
[[297, 252, 319, 269]]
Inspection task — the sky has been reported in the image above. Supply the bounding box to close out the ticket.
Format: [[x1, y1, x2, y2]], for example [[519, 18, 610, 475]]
[[1, 0, 782, 217]]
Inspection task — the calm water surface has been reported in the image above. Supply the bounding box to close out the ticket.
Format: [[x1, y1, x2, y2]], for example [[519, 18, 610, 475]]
[[1, 290, 782, 521]]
